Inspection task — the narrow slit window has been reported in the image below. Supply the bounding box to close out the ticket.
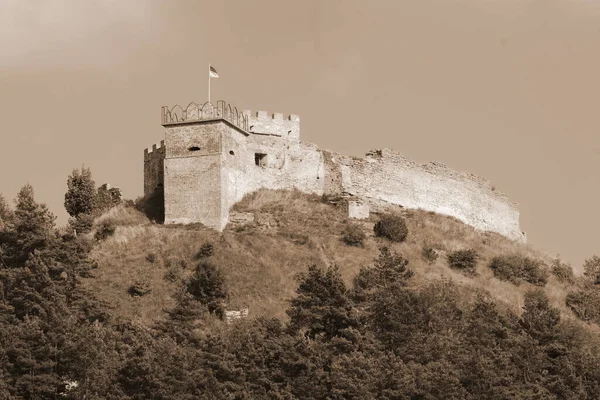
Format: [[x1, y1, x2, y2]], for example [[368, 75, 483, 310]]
[[188, 146, 201, 152]]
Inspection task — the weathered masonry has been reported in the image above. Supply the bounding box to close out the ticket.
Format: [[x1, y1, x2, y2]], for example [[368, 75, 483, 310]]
[[144, 100, 526, 242]]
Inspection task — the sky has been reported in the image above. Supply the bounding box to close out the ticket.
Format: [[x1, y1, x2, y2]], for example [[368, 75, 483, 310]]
[[1, 0, 599, 271]]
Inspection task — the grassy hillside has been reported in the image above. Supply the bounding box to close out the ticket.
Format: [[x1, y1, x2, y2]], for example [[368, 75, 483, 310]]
[[84, 189, 590, 331]]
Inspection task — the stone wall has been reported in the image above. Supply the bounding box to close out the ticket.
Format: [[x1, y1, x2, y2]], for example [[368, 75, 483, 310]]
[[334, 148, 525, 241], [143, 140, 165, 196], [146, 102, 525, 242]]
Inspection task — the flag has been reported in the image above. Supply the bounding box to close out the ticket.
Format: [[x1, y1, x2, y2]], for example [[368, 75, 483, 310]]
[[209, 65, 219, 78]]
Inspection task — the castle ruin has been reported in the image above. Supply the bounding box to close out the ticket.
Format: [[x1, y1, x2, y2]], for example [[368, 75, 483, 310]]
[[144, 100, 526, 242]]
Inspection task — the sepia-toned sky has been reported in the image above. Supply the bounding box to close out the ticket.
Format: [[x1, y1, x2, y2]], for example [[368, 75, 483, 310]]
[[1, 0, 599, 271]]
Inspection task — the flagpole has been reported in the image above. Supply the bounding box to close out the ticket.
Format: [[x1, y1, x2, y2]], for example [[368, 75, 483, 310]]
[[208, 63, 211, 104]]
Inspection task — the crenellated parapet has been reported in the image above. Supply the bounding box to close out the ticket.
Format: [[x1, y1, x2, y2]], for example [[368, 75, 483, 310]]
[[161, 100, 300, 140], [161, 100, 249, 132], [143, 140, 165, 161], [246, 110, 300, 140]]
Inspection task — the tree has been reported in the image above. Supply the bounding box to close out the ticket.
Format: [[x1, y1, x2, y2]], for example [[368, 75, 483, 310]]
[[187, 261, 228, 317], [352, 246, 413, 303], [64, 167, 96, 218], [583, 256, 600, 285], [520, 289, 560, 345], [95, 184, 122, 214], [287, 264, 357, 340], [10, 184, 56, 265]]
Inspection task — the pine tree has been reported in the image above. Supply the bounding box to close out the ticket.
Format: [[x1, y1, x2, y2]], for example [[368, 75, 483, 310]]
[[287, 264, 357, 339], [64, 167, 96, 218], [10, 184, 56, 265]]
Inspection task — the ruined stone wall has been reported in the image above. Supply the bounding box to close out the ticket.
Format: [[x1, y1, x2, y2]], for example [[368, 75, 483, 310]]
[[220, 112, 323, 221], [143, 140, 165, 196], [149, 102, 524, 242], [334, 148, 525, 241]]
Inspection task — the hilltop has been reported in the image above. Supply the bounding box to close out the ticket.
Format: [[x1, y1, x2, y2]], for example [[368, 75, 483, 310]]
[[86, 189, 587, 328]]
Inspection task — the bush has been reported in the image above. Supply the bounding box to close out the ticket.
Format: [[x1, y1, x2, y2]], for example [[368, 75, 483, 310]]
[[187, 261, 228, 317], [164, 267, 181, 282], [342, 223, 366, 247], [488, 254, 548, 286], [566, 287, 600, 325], [421, 246, 439, 264], [69, 213, 95, 235], [373, 213, 408, 242], [128, 278, 151, 296], [447, 249, 478, 275], [194, 242, 214, 260], [94, 220, 116, 241], [583, 255, 600, 285], [146, 252, 157, 264], [551, 258, 575, 284], [135, 185, 164, 223]]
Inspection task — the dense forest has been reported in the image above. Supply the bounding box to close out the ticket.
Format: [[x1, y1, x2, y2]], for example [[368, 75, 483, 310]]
[[2, 168, 600, 399]]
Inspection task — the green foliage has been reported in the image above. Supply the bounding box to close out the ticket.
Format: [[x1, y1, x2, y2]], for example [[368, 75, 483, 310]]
[[186, 261, 227, 317], [583, 255, 600, 285], [373, 213, 408, 242], [287, 264, 357, 339], [488, 254, 549, 286], [551, 257, 575, 284], [94, 220, 116, 241], [447, 249, 478, 275], [342, 222, 366, 247], [64, 167, 96, 218]]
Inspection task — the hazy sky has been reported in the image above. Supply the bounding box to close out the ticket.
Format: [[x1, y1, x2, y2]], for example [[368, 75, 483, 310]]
[[1, 0, 599, 270]]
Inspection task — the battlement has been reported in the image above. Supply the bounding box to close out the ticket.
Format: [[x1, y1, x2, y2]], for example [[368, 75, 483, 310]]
[[143, 140, 165, 161], [161, 100, 250, 132]]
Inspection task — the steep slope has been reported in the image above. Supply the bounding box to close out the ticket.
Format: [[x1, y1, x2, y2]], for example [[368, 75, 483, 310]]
[[83, 189, 587, 331]]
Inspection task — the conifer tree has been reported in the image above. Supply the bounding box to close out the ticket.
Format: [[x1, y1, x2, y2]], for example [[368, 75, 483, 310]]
[[11, 184, 56, 265], [64, 167, 96, 218], [287, 264, 357, 339]]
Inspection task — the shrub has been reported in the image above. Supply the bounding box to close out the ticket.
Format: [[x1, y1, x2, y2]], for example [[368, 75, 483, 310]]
[[146, 252, 157, 264], [194, 242, 214, 259], [447, 249, 478, 275], [421, 246, 439, 264], [128, 278, 151, 296], [373, 213, 408, 242], [583, 255, 600, 285], [488, 254, 548, 286], [164, 267, 181, 282], [342, 223, 366, 247], [551, 258, 575, 284], [135, 185, 164, 223], [69, 213, 95, 235], [187, 261, 228, 317], [94, 220, 116, 241], [566, 288, 600, 325]]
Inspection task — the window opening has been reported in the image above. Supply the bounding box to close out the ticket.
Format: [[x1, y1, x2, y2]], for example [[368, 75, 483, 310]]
[[188, 146, 201, 152], [255, 153, 267, 167]]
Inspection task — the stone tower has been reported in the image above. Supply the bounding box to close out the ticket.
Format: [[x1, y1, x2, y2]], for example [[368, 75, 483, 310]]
[[144, 100, 316, 230]]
